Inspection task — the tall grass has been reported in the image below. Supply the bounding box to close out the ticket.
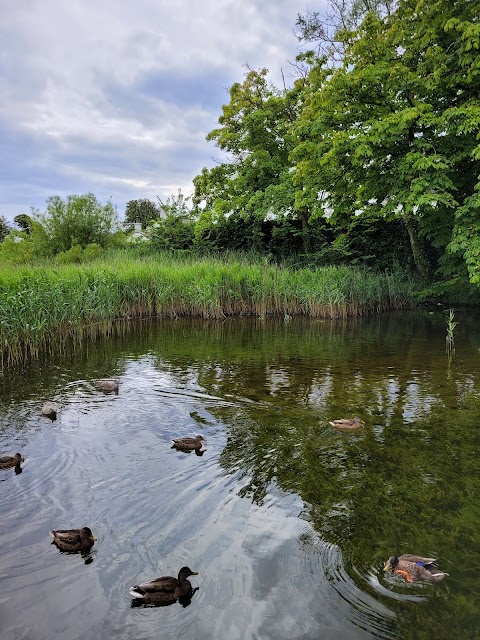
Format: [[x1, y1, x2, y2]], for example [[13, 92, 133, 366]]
[[0, 253, 416, 365]]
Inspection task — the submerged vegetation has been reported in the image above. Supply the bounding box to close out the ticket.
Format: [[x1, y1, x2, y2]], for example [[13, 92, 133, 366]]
[[0, 253, 415, 366]]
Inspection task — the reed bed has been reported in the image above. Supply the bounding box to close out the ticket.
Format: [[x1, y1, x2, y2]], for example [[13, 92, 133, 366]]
[[0, 254, 416, 365]]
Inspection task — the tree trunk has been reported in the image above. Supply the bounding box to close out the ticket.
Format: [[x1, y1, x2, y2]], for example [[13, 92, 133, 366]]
[[299, 209, 311, 254], [403, 214, 429, 278]]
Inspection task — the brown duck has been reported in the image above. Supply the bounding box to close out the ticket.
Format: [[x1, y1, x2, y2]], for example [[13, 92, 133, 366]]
[[0, 453, 24, 469], [129, 567, 199, 604], [171, 435, 206, 452], [95, 379, 119, 394], [50, 527, 96, 552], [384, 555, 448, 582], [42, 402, 58, 419], [329, 416, 364, 430]]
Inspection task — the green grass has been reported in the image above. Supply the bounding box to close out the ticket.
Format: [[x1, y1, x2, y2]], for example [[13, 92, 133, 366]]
[[0, 253, 416, 365]]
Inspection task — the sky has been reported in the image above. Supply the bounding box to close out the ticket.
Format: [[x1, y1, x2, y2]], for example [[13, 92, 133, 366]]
[[0, 0, 318, 222]]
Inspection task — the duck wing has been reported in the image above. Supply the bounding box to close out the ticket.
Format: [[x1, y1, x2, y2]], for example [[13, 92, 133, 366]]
[[172, 438, 197, 448], [135, 576, 178, 594], [0, 456, 15, 466], [399, 554, 437, 566], [50, 529, 82, 544]]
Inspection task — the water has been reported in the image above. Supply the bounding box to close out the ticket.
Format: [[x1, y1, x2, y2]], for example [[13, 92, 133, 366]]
[[1, 311, 480, 640]]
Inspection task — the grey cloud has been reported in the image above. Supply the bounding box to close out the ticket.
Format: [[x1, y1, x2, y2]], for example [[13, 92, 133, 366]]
[[1, 0, 323, 221]]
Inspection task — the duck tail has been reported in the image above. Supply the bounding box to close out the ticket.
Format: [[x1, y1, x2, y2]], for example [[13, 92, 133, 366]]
[[49, 530, 56, 538], [129, 586, 146, 598], [432, 572, 449, 581]]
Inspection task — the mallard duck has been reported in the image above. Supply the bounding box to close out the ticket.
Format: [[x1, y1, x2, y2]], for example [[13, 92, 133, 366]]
[[384, 555, 448, 582], [42, 402, 58, 419], [171, 435, 206, 451], [130, 567, 199, 604], [0, 453, 24, 469], [95, 378, 119, 394], [329, 416, 364, 430], [50, 527, 96, 552]]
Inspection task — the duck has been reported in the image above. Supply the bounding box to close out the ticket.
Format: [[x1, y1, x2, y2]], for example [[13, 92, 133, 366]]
[[42, 402, 58, 419], [50, 527, 96, 552], [171, 435, 206, 452], [95, 379, 119, 394], [384, 555, 448, 582], [130, 566, 199, 604], [0, 453, 24, 469], [329, 416, 364, 430]]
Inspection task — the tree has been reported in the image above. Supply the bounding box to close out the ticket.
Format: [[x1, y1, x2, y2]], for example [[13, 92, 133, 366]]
[[124, 199, 159, 230], [13, 214, 33, 235], [193, 67, 314, 252], [291, 0, 479, 279], [0, 215, 10, 242], [34, 194, 119, 253]]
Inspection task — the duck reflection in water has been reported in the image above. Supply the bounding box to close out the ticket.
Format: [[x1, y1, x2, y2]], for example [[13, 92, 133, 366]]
[[130, 567, 199, 607]]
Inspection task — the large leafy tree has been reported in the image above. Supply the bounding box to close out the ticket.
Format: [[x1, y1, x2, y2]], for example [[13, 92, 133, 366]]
[[292, 0, 479, 279], [193, 67, 313, 252]]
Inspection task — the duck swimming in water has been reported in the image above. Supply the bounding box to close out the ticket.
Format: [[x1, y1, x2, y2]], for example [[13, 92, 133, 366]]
[[42, 402, 58, 419], [50, 527, 96, 552], [130, 567, 199, 604], [384, 554, 448, 582], [95, 379, 119, 394], [0, 453, 24, 469], [171, 435, 206, 452], [329, 416, 364, 430]]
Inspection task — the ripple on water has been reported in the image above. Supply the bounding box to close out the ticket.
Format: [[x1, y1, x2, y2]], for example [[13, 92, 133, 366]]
[[1, 347, 449, 640]]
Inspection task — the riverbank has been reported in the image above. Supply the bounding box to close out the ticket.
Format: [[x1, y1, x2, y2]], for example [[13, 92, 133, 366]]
[[0, 254, 416, 365]]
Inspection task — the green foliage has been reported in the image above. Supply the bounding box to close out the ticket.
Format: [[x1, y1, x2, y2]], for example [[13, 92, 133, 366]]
[[124, 199, 159, 230], [34, 193, 119, 253], [291, 0, 479, 282], [56, 244, 84, 264], [0, 215, 11, 242], [0, 222, 52, 263], [148, 215, 195, 252], [13, 214, 33, 235]]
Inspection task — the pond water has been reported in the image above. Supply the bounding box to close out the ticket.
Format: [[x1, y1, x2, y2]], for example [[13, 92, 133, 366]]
[[1, 311, 480, 640]]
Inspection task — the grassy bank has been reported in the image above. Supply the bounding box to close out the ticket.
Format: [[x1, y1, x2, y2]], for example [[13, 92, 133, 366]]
[[0, 253, 416, 365]]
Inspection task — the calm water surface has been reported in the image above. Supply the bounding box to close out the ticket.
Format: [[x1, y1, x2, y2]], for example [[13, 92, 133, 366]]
[[1, 311, 480, 640]]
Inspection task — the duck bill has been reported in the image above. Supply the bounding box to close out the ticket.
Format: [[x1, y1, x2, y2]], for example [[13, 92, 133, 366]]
[[383, 561, 392, 572], [190, 571, 199, 576], [89, 536, 97, 541]]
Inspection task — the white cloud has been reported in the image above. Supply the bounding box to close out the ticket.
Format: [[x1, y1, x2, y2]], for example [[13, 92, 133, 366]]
[[1, 0, 318, 220]]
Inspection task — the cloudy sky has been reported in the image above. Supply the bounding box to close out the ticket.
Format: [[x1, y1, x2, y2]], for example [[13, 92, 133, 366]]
[[0, 0, 318, 222]]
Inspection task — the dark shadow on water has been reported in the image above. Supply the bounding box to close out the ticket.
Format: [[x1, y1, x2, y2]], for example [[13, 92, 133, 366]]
[[50, 542, 96, 565], [130, 587, 199, 609]]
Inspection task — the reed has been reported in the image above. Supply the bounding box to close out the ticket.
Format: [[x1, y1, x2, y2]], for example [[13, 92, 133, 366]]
[[445, 308, 457, 356], [0, 253, 416, 366]]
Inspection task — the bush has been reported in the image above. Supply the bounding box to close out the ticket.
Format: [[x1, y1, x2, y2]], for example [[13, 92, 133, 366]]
[[34, 193, 119, 253]]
